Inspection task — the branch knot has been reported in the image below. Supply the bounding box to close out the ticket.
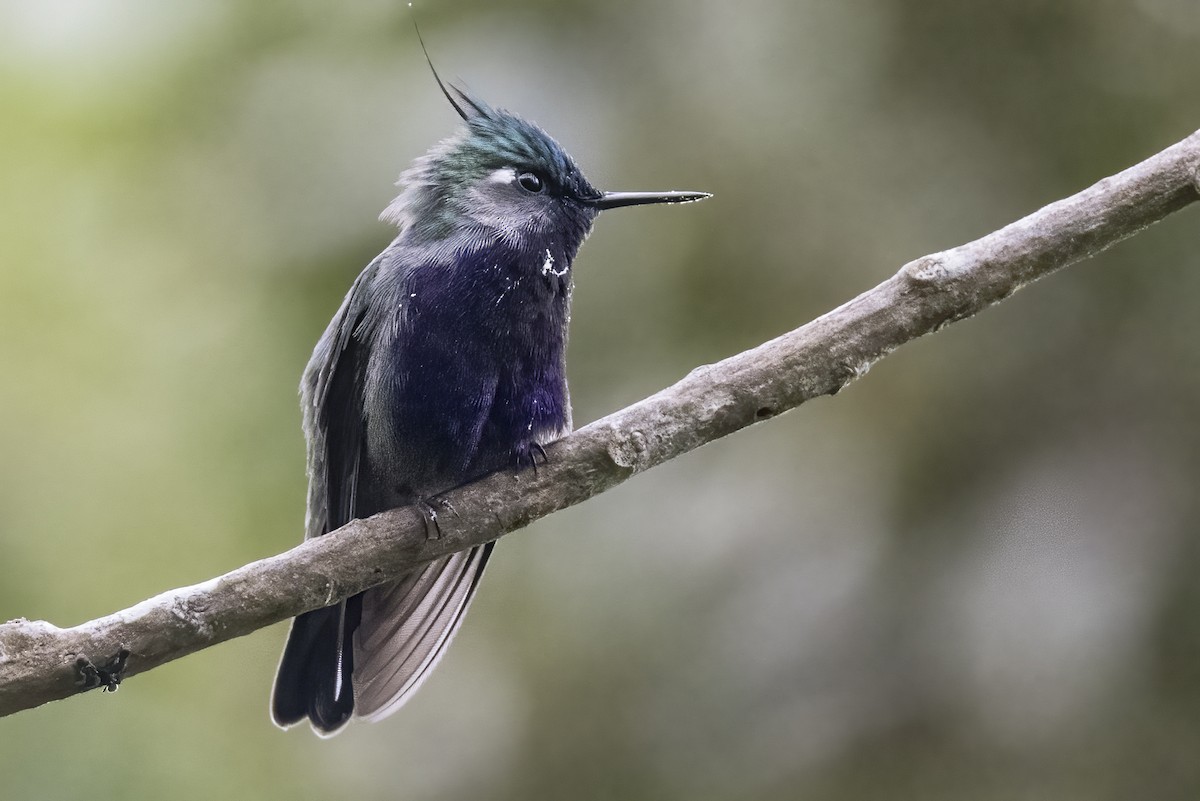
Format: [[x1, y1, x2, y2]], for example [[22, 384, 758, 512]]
[[607, 430, 651, 473], [902, 254, 950, 286]]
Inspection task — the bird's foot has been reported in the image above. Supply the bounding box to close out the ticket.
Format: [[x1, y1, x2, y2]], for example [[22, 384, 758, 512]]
[[75, 648, 131, 693], [513, 441, 548, 474], [416, 496, 458, 540]]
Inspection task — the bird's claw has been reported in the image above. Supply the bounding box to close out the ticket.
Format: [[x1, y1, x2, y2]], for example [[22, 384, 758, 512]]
[[513, 441, 548, 474], [417, 499, 442, 540]]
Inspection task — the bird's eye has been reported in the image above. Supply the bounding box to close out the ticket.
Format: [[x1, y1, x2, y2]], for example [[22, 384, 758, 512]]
[[517, 172, 545, 193]]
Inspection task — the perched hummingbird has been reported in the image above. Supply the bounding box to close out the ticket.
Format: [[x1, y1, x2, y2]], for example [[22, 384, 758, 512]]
[[270, 56, 709, 736]]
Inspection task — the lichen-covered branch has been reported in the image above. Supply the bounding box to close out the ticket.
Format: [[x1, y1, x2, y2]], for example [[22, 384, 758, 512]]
[[2, 129, 1198, 719]]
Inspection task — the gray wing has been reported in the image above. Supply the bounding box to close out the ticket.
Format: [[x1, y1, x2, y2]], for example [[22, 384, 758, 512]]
[[273, 257, 383, 733], [301, 258, 382, 543]]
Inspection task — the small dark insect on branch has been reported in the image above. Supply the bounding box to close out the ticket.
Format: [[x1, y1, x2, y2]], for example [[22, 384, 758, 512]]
[[74, 649, 131, 693]]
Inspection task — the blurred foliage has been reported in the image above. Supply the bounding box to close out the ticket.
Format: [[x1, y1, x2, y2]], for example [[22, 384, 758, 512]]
[[2, 1, 1199, 799]]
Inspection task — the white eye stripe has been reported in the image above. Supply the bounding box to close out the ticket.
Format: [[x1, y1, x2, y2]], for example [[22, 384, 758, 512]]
[[488, 167, 517, 184]]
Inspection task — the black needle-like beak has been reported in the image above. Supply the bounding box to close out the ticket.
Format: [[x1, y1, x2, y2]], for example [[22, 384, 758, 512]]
[[591, 190, 712, 210]]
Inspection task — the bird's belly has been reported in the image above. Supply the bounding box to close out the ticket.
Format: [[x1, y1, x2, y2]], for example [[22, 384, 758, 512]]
[[367, 355, 568, 505]]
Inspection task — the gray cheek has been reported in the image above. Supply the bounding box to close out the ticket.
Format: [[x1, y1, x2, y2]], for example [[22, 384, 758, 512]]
[[465, 185, 552, 235]]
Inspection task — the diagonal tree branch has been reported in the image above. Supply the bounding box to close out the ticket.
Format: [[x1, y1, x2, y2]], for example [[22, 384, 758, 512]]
[[2, 129, 1198, 719]]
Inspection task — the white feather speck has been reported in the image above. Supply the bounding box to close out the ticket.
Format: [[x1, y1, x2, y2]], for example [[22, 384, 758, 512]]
[[541, 249, 567, 278]]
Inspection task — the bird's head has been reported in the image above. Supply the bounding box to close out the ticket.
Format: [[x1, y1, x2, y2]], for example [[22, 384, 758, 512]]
[[381, 60, 709, 263]]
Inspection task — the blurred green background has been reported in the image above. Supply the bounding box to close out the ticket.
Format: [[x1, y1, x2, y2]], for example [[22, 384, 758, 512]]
[[2, 1, 1199, 798]]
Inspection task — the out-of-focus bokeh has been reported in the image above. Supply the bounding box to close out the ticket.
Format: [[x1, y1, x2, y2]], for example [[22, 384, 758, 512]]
[[3, 1, 1199, 798]]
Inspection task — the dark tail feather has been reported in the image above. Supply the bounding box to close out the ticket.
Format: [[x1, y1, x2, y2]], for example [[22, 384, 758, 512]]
[[271, 600, 359, 735]]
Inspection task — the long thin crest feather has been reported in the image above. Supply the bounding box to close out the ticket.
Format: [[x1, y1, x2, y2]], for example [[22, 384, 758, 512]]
[[411, 12, 472, 121]]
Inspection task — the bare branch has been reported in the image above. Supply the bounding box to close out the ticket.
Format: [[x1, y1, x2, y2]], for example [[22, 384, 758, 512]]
[[3, 129, 1198, 719]]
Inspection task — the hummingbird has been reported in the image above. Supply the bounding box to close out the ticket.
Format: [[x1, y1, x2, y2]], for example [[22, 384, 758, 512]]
[[270, 51, 709, 736]]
